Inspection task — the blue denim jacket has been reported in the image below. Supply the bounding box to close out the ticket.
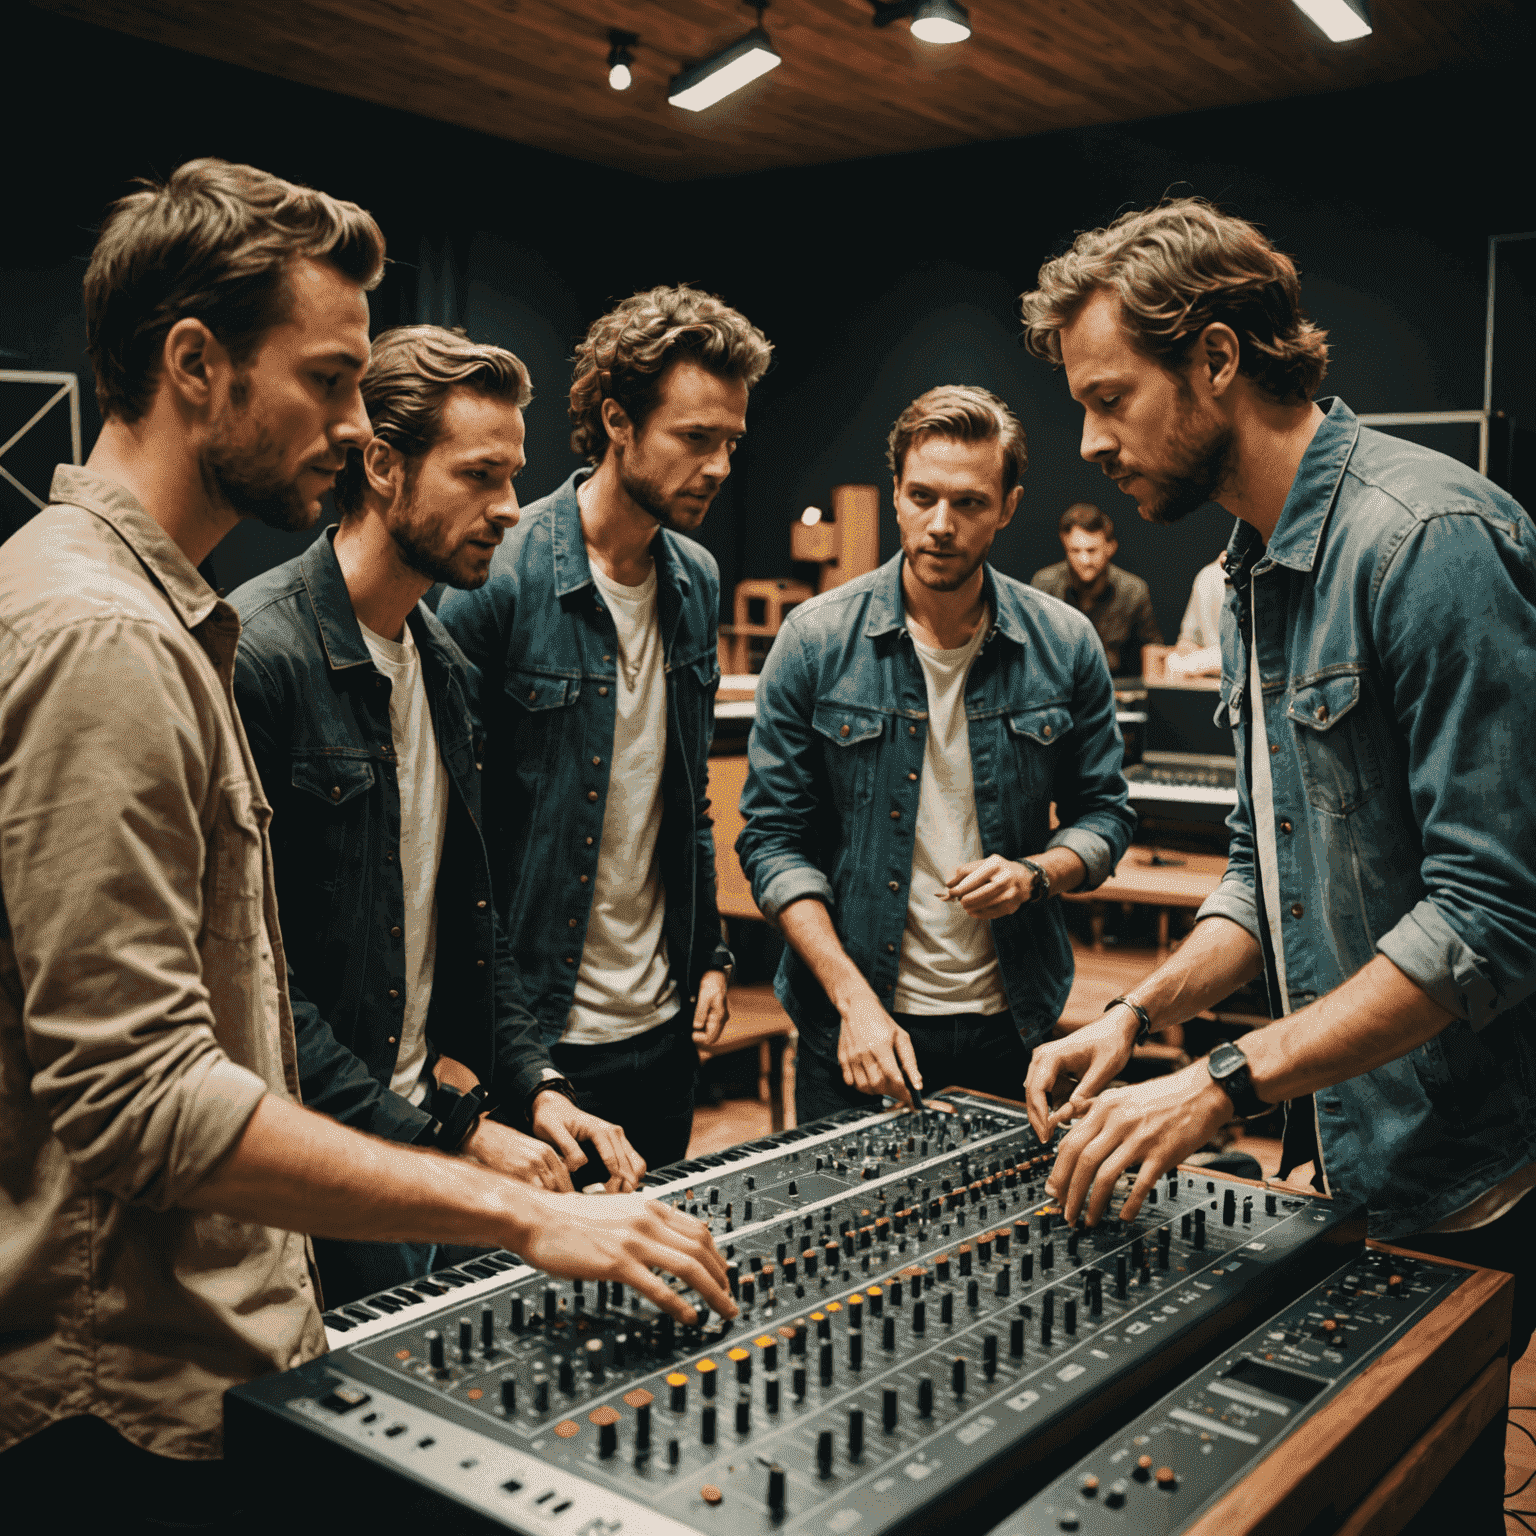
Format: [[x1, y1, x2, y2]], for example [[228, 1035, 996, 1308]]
[[231, 531, 554, 1142], [736, 555, 1136, 1049], [1197, 398, 1536, 1239], [437, 472, 732, 1046]]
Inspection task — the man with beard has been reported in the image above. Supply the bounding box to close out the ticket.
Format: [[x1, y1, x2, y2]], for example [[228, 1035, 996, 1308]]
[[439, 287, 772, 1169], [1018, 198, 1535, 1533], [0, 161, 731, 1518], [736, 386, 1134, 1120], [230, 325, 646, 1309]]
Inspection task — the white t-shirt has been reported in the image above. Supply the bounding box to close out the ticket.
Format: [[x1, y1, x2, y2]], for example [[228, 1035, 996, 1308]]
[[1179, 559, 1227, 648], [358, 617, 451, 1106], [563, 558, 678, 1045], [893, 617, 1010, 1017]]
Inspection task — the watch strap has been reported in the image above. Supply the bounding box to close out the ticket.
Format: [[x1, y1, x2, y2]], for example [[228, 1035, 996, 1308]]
[[1105, 996, 1153, 1045], [433, 1082, 490, 1152], [1019, 857, 1051, 904], [1207, 1041, 1268, 1120]]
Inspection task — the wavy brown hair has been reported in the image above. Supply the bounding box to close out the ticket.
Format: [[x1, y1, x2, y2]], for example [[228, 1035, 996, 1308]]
[[333, 325, 531, 517], [886, 385, 1029, 494], [84, 157, 385, 423], [1020, 199, 1329, 405], [568, 285, 772, 464]]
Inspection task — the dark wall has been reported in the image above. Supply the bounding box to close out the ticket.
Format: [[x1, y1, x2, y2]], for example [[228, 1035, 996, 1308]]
[[7, 7, 1532, 628]]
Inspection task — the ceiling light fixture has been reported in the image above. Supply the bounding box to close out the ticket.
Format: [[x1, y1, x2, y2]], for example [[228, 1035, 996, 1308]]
[[870, 0, 972, 45], [1290, 0, 1372, 42], [668, 3, 782, 112], [607, 30, 638, 91]]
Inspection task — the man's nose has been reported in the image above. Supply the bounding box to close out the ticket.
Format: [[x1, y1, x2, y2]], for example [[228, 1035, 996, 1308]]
[[488, 485, 520, 528], [929, 499, 956, 537], [704, 440, 733, 481], [333, 385, 371, 450], [1080, 413, 1115, 463]]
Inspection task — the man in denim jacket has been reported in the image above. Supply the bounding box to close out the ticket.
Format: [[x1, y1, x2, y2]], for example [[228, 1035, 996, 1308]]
[[1020, 201, 1535, 1529], [441, 288, 772, 1169], [737, 387, 1135, 1121]]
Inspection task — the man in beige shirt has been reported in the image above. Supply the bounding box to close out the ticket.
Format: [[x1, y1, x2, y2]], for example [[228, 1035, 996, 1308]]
[[0, 159, 730, 1524]]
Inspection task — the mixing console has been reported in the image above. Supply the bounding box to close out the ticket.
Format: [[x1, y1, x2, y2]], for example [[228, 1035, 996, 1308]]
[[227, 1092, 1364, 1536], [994, 1246, 1471, 1534]]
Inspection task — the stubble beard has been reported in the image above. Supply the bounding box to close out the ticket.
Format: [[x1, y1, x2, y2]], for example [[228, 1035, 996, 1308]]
[[618, 453, 709, 534], [387, 471, 485, 591], [1135, 392, 1237, 527], [203, 380, 317, 534], [907, 542, 987, 594]]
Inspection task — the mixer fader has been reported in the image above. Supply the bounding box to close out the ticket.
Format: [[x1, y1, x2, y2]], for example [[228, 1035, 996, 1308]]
[[227, 1092, 1366, 1536]]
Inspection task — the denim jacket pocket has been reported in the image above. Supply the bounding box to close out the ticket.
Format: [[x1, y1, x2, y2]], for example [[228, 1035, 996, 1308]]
[[1004, 705, 1072, 799], [1287, 670, 1382, 816], [812, 701, 884, 812], [506, 669, 577, 774], [1007, 704, 1074, 747], [291, 754, 374, 897]]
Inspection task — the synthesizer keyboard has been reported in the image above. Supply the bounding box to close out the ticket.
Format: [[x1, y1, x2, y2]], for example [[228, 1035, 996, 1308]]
[[1122, 764, 1238, 809], [228, 1092, 1364, 1536]]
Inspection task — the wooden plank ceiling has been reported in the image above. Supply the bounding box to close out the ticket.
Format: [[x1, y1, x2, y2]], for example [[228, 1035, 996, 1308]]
[[34, 0, 1521, 180]]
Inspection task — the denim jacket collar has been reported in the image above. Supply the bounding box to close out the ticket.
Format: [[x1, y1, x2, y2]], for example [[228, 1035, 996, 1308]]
[[547, 469, 695, 605], [1226, 397, 1360, 586], [862, 554, 1023, 645], [296, 526, 466, 679]]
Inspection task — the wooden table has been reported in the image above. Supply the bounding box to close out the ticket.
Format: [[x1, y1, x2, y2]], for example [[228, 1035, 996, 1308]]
[[1064, 848, 1227, 957], [697, 982, 796, 1131]]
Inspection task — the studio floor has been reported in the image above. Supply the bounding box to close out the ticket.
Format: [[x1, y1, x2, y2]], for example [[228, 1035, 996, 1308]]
[[687, 1095, 1536, 1533]]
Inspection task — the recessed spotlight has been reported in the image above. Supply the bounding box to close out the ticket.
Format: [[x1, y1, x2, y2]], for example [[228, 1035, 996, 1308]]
[[608, 29, 638, 90], [1291, 0, 1371, 42], [870, 0, 972, 46], [668, 6, 782, 113]]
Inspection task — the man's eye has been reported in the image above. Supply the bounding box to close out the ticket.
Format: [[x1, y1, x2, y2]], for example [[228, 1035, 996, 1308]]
[[1100, 394, 1120, 408], [465, 469, 487, 481]]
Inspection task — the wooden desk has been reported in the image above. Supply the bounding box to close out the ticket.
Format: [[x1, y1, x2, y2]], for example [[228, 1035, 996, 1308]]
[[1065, 848, 1226, 957], [698, 982, 796, 1131]]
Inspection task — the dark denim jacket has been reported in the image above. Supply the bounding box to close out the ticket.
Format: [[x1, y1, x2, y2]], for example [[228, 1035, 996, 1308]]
[[736, 555, 1136, 1049], [231, 531, 553, 1142], [437, 471, 732, 1045], [1198, 398, 1536, 1239]]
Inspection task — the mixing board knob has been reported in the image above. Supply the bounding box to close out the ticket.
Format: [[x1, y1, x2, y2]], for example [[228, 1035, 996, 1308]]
[[936, 1255, 951, 1282], [967, 1279, 980, 1310], [658, 1314, 675, 1353], [586, 1337, 606, 1381], [699, 1358, 718, 1398], [459, 1318, 474, 1362], [426, 1329, 446, 1373], [804, 1249, 818, 1280], [917, 1377, 934, 1417], [940, 1290, 954, 1325], [882, 1316, 896, 1352], [599, 1419, 618, 1459], [543, 1285, 558, 1324], [883, 1387, 899, 1432], [510, 1295, 524, 1333], [613, 1333, 628, 1368], [534, 1376, 550, 1414], [1041, 1240, 1054, 1271], [668, 1373, 688, 1413], [574, 1279, 585, 1311], [978, 1235, 993, 1264], [849, 1332, 864, 1371], [913, 1300, 926, 1334], [827, 1240, 842, 1271], [1181, 1213, 1192, 1239], [1014, 1219, 1029, 1245], [1194, 1210, 1207, 1249], [868, 1285, 884, 1317], [1223, 1189, 1236, 1225], [996, 1229, 1010, 1257], [1021, 1252, 1034, 1282], [788, 1180, 798, 1196], [958, 1245, 972, 1277], [1067, 1229, 1079, 1259], [500, 1376, 517, 1415], [1156, 1466, 1177, 1490], [1242, 1196, 1253, 1224], [1131, 1236, 1145, 1269], [766, 1373, 781, 1413], [727, 1262, 739, 1298], [1064, 1300, 1078, 1335], [736, 1394, 751, 1435], [636, 1399, 652, 1454], [1105, 1480, 1127, 1509], [983, 1333, 998, 1380], [793, 1365, 807, 1400], [1266, 1192, 1278, 1216], [815, 1311, 832, 1340], [952, 1356, 967, 1397], [1010, 1317, 1025, 1359], [767, 1464, 786, 1516], [702, 1405, 717, 1445], [1080, 1476, 1099, 1499], [996, 1266, 1011, 1298], [849, 1408, 865, 1461], [817, 1429, 834, 1478], [820, 1341, 834, 1386], [763, 1338, 779, 1371], [1115, 1255, 1128, 1299], [597, 1280, 609, 1314], [790, 1323, 808, 1357], [480, 1305, 496, 1353], [1158, 1228, 1172, 1269], [1133, 1455, 1153, 1482], [559, 1358, 576, 1395], [709, 1186, 720, 1205], [668, 1439, 680, 1467]]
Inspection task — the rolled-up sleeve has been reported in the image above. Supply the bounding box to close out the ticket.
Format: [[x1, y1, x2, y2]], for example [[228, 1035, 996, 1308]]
[[736, 622, 837, 922], [0, 617, 267, 1209], [1370, 508, 1536, 1027]]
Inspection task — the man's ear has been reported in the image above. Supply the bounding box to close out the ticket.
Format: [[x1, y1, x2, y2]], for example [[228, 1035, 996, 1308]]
[[601, 397, 633, 452], [1106, 537, 1119, 557], [161, 318, 225, 411], [363, 437, 402, 501], [1200, 322, 1242, 398], [998, 483, 1022, 531]]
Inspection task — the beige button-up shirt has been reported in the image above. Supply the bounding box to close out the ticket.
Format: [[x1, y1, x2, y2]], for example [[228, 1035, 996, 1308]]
[[0, 467, 325, 1461]]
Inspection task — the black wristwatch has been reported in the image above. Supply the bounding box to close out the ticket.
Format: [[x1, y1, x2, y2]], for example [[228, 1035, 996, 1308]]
[[1019, 857, 1051, 904], [1206, 1041, 1269, 1120], [426, 1082, 490, 1152]]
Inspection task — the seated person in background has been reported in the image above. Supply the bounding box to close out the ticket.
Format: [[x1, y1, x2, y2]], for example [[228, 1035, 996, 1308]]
[[1031, 501, 1163, 675], [737, 386, 1134, 1121], [1166, 551, 1226, 677], [0, 157, 728, 1524], [231, 324, 645, 1309]]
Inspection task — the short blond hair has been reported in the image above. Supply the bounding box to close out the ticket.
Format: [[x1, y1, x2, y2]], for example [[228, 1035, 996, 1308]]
[[1020, 198, 1329, 405], [886, 385, 1028, 494]]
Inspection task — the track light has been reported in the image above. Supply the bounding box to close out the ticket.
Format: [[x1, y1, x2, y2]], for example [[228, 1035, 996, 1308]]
[[668, 3, 782, 112], [1290, 0, 1371, 42], [870, 0, 971, 45], [607, 29, 637, 91]]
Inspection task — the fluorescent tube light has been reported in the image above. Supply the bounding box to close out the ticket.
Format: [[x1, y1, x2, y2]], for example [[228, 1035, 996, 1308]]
[[1291, 0, 1372, 42], [668, 27, 782, 111]]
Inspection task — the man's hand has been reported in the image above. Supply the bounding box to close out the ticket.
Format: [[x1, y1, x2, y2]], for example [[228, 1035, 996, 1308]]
[[691, 968, 730, 1047], [1046, 1060, 1234, 1226], [517, 1189, 737, 1325], [1024, 1010, 1141, 1142], [531, 1090, 647, 1193], [941, 854, 1041, 920], [462, 1117, 574, 1192], [839, 996, 922, 1106]]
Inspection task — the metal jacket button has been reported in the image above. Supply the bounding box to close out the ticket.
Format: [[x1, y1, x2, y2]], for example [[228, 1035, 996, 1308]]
[[565, 956, 576, 966], [476, 958, 486, 968], [390, 925, 402, 939], [592, 756, 602, 766], [1042, 725, 1052, 738], [588, 790, 599, 802], [1270, 743, 1280, 754], [598, 686, 609, 696], [887, 943, 896, 953], [1280, 820, 1292, 834], [888, 881, 899, 893], [528, 688, 537, 700], [568, 918, 579, 928], [580, 874, 589, 884], [330, 786, 341, 801], [890, 810, 901, 820], [1316, 704, 1329, 721], [908, 724, 918, 736], [476, 899, 487, 910], [1290, 903, 1304, 918], [840, 725, 850, 738], [388, 988, 399, 1000], [908, 772, 918, 781]]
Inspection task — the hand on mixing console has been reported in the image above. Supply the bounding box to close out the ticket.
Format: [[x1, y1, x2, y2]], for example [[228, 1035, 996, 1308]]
[[1045, 1060, 1234, 1227], [690, 967, 730, 1047], [838, 996, 922, 1106], [516, 1189, 737, 1324], [1023, 1010, 1141, 1143], [942, 854, 1038, 919], [530, 1094, 646, 1192], [462, 1117, 576, 1192]]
